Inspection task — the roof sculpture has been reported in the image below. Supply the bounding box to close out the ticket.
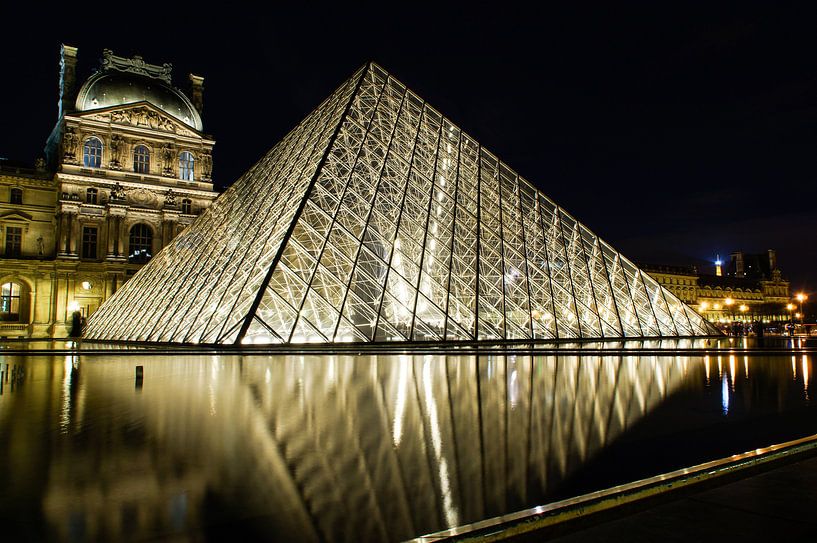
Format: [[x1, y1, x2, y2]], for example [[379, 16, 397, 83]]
[[75, 49, 203, 130], [86, 63, 718, 344]]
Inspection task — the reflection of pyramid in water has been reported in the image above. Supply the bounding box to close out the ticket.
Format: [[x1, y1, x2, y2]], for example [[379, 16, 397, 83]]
[[87, 63, 718, 344]]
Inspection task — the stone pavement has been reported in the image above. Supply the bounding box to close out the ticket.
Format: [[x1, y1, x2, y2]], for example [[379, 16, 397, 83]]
[[545, 455, 817, 542]]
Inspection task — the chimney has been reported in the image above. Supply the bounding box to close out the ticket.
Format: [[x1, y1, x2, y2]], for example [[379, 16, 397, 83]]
[[768, 249, 777, 271], [189, 74, 204, 114], [58, 44, 78, 119], [731, 251, 744, 278]]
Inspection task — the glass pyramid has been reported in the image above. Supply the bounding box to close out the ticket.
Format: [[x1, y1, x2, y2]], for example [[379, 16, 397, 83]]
[[86, 63, 719, 344]]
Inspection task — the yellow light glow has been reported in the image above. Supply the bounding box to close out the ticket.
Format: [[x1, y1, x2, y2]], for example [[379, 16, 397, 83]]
[[724, 297, 734, 306], [67, 301, 80, 313], [739, 304, 748, 312], [699, 301, 710, 311], [787, 303, 795, 311], [796, 293, 807, 303], [714, 303, 721, 310], [81, 281, 92, 290]]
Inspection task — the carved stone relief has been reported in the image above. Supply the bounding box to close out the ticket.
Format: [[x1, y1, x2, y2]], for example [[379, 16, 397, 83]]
[[63, 127, 78, 163]]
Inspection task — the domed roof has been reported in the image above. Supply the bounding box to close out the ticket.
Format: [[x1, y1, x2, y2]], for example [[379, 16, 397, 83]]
[[75, 71, 202, 131]]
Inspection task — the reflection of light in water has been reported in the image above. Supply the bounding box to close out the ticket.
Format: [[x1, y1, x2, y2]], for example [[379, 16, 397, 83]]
[[792, 356, 797, 380], [803, 355, 810, 400], [508, 367, 519, 409], [393, 357, 410, 446], [704, 355, 710, 384], [721, 374, 729, 415], [717, 356, 723, 379], [744, 356, 749, 379], [422, 359, 459, 528], [60, 356, 74, 434], [729, 355, 736, 392]]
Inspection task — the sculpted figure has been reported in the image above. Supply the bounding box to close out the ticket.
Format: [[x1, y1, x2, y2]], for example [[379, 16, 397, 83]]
[[62, 127, 78, 160], [109, 134, 123, 168], [164, 188, 177, 207]]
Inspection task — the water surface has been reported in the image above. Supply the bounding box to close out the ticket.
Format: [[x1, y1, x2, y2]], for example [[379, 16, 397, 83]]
[[0, 344, 814, 541]]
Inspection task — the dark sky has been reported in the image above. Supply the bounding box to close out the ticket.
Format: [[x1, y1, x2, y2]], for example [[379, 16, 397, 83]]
[[2, 4, 816, 292]]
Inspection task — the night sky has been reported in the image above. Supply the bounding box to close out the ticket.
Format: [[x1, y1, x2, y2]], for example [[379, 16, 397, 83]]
[[2, 4, 816, 292]]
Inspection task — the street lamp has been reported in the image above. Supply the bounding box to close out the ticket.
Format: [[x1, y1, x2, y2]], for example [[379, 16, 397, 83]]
[[796, 293, 808, 325], [787, 303, 796, 335]]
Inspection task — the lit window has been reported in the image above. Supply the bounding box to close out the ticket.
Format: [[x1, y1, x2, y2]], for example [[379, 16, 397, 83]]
[[82, 226, 98, 260], [181, 198, 192, 214], [133, 145, 150, 174], [128, 224, 153, 264], [10, 188, 22, 205], [83, 137, 103, 168], [0, 282, 22, 322], [5, 226, 22, 258], [179, 151, 195, 181], [86, 188, 98, 205]]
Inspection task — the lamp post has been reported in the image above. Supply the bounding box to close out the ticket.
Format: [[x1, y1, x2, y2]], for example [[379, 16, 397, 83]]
[[796, 293, 808, 325], [787, 303, 796, 336]]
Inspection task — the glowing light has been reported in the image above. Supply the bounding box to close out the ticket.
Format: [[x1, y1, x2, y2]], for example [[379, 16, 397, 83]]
[[797, 293, 808, 303], [704, 355, 711, 384], [422, 359, 459, 527], [80, 281, 92, 290], [724, 298, 734, 307], [729, 355, 736, 391], [67, 301, 80, 313]]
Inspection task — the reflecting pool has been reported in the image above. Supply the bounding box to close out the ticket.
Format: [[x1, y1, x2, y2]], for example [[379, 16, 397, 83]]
[[0, 346, 815, 541]]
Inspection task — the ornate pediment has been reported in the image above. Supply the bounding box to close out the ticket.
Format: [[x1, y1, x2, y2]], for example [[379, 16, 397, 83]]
[[0, 210, 33, 222], [75, 103, 199, 137]]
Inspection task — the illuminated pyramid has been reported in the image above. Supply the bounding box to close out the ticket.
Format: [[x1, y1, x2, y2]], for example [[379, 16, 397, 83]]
[[86, 63, 718, 344]]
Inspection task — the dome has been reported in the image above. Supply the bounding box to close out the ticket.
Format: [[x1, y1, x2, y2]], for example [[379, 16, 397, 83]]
[[75, 71, 202, 131]]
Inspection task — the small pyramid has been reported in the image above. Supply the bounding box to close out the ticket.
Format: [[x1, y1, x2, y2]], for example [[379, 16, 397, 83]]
[[86, 63, 719, 344]]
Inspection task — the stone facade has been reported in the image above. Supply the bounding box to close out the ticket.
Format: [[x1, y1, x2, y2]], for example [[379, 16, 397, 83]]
[[0, 46, 218, 338], [643, 257, 791, 324]]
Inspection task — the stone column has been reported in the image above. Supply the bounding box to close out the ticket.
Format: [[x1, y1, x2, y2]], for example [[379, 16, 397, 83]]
[[106, 205, 128, 259], [58, 213, 68, 255], [160, 209, 179, 248], [69, 212, 80, 255]]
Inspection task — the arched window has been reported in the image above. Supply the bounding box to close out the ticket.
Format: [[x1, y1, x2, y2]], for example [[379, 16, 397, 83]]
[[83, 137, 103, 168], [181, 198, 192, 214], [179, 151, 195, 181], [133, 145, 150, 174], [1, 282, 24, 322], [128, 224, 153, 264], [86, 188, 98, 205], [10, 188, 22, 205]]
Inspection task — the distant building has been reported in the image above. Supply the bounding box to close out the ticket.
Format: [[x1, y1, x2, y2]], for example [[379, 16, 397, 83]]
[[643, 249, 791, 324], [0, 46, 219, 338]]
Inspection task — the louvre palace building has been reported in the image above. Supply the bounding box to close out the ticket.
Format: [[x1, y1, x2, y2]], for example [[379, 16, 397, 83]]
[[0, 46, 218, 338]]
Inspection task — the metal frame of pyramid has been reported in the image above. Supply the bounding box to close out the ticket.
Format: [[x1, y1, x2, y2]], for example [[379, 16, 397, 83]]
[[85, 63, 720, 344]]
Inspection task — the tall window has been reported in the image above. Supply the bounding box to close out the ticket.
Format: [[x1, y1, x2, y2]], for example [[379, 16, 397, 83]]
[[128, 224, 153, 264], [181, 198, 192, 214], [83, 137, 103, 168], [179, 151, 195, 181], [4, 227, 22, 257], [82, 226, 98, 260], [0, 282, 22, 322], [86, 188, 98, 205], [10, 188, 22, 205], [133, 145, 150, 174]]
